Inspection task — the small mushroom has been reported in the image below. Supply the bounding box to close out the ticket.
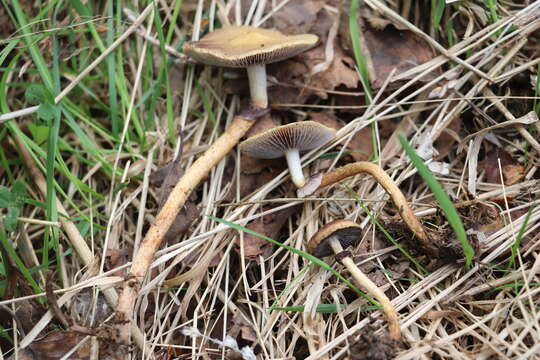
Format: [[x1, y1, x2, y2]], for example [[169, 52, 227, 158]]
[[308, 220, 401, 340], [183, 26, 318, 108], [239, 121, 335, 187]]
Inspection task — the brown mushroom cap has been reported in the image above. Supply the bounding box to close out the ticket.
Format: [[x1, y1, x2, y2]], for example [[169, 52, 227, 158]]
[[308, 220, 362, 258], [239, 121, 336, 159], [183, 26, 318, 67]]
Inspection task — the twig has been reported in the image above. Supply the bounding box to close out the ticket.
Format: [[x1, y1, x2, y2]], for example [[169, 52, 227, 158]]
[[114, 107, 268, 344]]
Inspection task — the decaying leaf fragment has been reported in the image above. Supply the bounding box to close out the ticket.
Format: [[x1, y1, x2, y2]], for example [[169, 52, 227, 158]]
[[307, 112, 373, 161], [150, 159, 201, 242], [484, 148, 526, 186], [341, 10, 438, 90], [236, 205, 300, 260]]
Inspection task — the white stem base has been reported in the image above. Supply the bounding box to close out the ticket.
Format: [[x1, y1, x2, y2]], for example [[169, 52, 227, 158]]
[[246, 64, 268, 108], [285, 149, 306, 187]]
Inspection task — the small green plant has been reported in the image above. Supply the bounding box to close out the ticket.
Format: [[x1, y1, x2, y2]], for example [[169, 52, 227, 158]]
[[399, 134, 475, 268], [0, 180, 27, 233]]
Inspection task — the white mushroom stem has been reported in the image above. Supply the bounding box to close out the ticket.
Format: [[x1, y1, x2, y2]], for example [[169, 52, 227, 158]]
[[246, 64, 268, 108], [285, 149, 306, 187], [328, 236, 401, 340]]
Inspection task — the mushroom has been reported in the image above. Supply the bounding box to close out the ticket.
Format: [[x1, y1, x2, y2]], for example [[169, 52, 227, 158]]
[[308, 220, 401, 340], [239, 121, 336, 187], [183, 26, 318, 108], [299, 161, 432, 255]]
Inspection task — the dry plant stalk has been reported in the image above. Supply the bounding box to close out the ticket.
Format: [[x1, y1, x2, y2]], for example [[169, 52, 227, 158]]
[[114, 108, 266, 343], [319, 161, 429, 245]]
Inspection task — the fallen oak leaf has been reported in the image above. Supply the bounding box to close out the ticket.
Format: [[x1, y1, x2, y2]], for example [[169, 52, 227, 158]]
[[484, 147, 524, 185]]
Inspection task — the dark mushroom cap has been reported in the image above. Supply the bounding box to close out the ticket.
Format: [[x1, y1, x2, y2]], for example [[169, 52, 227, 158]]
[[308, 220, 362, 258], [239, 121, 335, 159], [183, 26, 318, 68]]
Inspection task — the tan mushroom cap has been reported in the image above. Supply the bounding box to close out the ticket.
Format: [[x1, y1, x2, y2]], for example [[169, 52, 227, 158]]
[[239, 121, 336, 159], [308, 220, 362, 258], [183, 26, 319, 67]]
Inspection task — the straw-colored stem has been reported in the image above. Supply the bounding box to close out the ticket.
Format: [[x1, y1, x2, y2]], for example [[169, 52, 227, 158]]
[[115, 114, 257, 344], [320, 161, 429, 246], [329, 237, 401, 340]]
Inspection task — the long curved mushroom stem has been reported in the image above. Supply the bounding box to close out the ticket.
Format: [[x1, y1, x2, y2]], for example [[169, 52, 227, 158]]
[[328, 236, 401, 340], [114, 107, 268, 345], [320, 162, 429, 247], [246, 64, 268, 108]]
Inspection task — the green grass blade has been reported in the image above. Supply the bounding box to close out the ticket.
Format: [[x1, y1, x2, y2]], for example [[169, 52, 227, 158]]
[[0, 221, 41, 294], [106, 0, 119, 136], [507, 203, 536, 269], [344, 185, 428, 274], [349, 0, 372, 101], [209, 215, 375, 302], [10, 0, 55, 91], [399, 134, 474, 268]]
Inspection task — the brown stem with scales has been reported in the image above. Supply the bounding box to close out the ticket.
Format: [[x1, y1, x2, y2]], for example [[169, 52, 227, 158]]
[[319, 161, 430, 249], [328, 237, 401, 340], [114, 107, 268, 344]]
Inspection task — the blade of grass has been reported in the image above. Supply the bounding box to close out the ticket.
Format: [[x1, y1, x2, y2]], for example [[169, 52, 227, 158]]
[[432, 0, 445, 36], [349, 0, 372, 101], [0, 220, 41, 294], [399, 134, 474, 268], [209, 215, 374, 302], [10, 0, 56, 91], [166, 0, 185, 44], [349, 0, 378, 160], [507, 203, 536, 269], [152, 3, 176, 145], [107, 0, 119, 136]]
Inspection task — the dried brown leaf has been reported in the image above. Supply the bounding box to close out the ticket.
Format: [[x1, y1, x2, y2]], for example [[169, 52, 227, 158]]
[[307, 112, 372, 161], [484, 148, 521, 185], [362, 26, 437, 89], [272, 0, 326, 35], [26, 331, 90, 360], [236, 206, 300, 261]]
